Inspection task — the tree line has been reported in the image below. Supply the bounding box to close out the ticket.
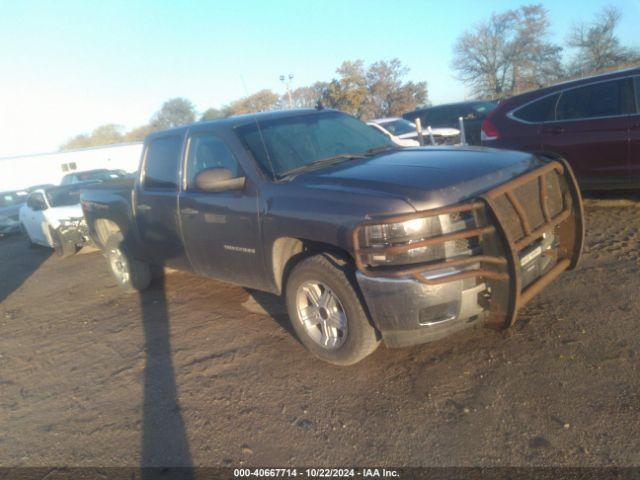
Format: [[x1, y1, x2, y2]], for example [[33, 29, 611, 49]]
[[61, 4, 638, 151]]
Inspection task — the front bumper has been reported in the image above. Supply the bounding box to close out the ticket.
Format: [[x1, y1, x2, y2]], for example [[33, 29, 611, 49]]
[[354, 159, 584, 348], [58, 219, 92, 247]]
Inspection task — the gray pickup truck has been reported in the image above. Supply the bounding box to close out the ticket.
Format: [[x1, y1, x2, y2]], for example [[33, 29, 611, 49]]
[[81, 109, 584, 365]]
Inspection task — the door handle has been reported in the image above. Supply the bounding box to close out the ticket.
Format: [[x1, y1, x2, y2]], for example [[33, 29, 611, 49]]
[[543, 126, 564, 135], [137, 204, 151, 211], [180, 207, 199, 215]]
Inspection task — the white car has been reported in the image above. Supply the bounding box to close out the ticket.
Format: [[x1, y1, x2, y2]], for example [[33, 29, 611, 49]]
[[19, 185, 89, 256], [368, 120, 419, 147], [369, 117, 460, 146]]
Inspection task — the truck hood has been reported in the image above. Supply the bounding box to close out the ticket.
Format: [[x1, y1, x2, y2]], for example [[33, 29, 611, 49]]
[[291, 147, 543, 211]]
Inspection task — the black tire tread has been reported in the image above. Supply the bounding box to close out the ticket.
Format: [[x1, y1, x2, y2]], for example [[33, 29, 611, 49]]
[[104, 233, 151, 293], [285, 253, 379, 366]]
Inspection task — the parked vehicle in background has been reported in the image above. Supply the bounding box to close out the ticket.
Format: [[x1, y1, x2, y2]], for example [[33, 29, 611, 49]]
[[367, 119, 419, 147], [0, 215, 21, 237], [403, 101, 497, 145], [19, 184, 92, 256], [60, 169, 126, 185], [368, 118, 459, 146], [481, 67, 640, 190], [0, 190, 29, 221], [82, 109, 583, 365]]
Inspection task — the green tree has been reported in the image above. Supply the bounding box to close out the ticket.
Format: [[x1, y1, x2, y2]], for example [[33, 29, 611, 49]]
[[200, 107, 227, 121], [124, 124, 154, 142], [61, 124, 125, 150], [286, 82, 328, 109], [322, 60, 369, 117], [364, 59, 427, 118], [224, 89, 280, 115], [150, 97, 196, 130], [567, 6, 640, 76]]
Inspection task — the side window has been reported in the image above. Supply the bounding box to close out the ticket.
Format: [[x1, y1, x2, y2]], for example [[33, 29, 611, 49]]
[[186, 133, 239, 189], [635, 77, 640, 113], [556, 79, 631, 121], [143, 136, 182, 190], [513, 93, 560, 122], [426, 108, 447, 126]]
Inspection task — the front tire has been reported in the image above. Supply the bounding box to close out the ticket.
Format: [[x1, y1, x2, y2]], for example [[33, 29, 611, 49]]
[[285, 254, 380, 366], [104, 233, 151, 293], [50, 227, 76, 257]]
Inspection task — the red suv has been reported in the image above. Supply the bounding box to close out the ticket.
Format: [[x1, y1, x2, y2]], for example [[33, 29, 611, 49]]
[[482, 67, 640, 190]]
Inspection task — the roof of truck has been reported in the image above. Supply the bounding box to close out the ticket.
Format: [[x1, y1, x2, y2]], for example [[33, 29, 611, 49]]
[[145, 108, 335, 140]]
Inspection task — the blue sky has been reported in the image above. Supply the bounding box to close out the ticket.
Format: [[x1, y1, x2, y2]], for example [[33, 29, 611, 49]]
[[0, 0, 638, 157]]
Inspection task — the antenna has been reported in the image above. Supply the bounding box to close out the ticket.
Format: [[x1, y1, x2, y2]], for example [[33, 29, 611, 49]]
[[240, 75, 277, 179]]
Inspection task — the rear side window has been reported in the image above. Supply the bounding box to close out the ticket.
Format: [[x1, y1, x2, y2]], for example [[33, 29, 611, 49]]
[[556, 79, 633, 121], [143, 136, 182, 190], [633, 77, 640, 113], [513, 93, 560, 122]]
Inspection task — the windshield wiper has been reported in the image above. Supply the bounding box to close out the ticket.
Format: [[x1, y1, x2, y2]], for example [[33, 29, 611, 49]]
[[278, 153, 366, 178], [362, 145, 401, 156]]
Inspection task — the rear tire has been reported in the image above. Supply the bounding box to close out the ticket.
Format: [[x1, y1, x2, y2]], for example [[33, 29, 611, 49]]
[[104, 233, 151, 293], [285, 254, 380, 366]]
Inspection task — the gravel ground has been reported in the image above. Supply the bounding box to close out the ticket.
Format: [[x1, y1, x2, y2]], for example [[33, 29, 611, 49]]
[[0, 198, 638, 468]]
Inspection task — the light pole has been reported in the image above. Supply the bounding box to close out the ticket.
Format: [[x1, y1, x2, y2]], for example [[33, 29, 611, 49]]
[[280, 74, 294, 109]]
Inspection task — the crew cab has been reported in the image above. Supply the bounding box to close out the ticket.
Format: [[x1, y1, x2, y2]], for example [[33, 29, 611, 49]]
[[81, 109, 584, 365]]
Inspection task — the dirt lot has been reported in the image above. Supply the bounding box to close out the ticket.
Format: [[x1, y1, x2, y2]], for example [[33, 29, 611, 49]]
[[1, 198, 639, 468]]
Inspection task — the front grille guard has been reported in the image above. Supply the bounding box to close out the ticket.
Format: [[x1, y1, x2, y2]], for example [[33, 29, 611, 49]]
[[352, 160, 585, 329]]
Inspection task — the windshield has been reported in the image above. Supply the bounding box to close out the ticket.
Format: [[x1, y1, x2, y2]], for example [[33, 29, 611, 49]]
[[0, 191, 27, 208], [379, 119, 416, 136], [46, 187, 82, 208], [235, 111, 393, 177]]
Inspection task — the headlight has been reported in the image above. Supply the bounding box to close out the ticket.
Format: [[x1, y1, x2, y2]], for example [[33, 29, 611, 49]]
[[358, 211, 481, 268], [361, 216, 444, 266]]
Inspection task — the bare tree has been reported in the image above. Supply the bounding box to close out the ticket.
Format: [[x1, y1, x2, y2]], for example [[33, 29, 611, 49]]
[[452, 4, 562, 99], [567, 6, 640, 76]]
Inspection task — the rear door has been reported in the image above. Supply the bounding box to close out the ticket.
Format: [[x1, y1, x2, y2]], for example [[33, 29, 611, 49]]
[[135, 134, 191, 270], [542, 77, 634, 187], [178, 130, 265, 289], [630, 76, 640, 180]]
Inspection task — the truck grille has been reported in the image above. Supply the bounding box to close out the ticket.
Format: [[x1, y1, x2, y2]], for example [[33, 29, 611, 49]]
[[352, 159, 584, 329]]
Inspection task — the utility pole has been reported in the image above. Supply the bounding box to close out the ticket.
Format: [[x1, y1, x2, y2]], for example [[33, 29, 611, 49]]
[[280, 74, 294, 109]]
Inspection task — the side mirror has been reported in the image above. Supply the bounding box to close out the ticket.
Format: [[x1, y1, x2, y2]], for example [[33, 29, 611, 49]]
[[194, 168, 245, 193], [30, 199, 47, 211]]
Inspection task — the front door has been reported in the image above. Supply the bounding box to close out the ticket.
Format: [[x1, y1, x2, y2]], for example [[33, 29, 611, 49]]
[[542, 77, 634, 188], [629, 76, 640, 181], [178, 131, 265, 289]]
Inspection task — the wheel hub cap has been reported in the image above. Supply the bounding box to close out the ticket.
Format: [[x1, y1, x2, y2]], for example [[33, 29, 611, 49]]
[[109, 248, 129, 284], [296, 281, 348, 350]]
